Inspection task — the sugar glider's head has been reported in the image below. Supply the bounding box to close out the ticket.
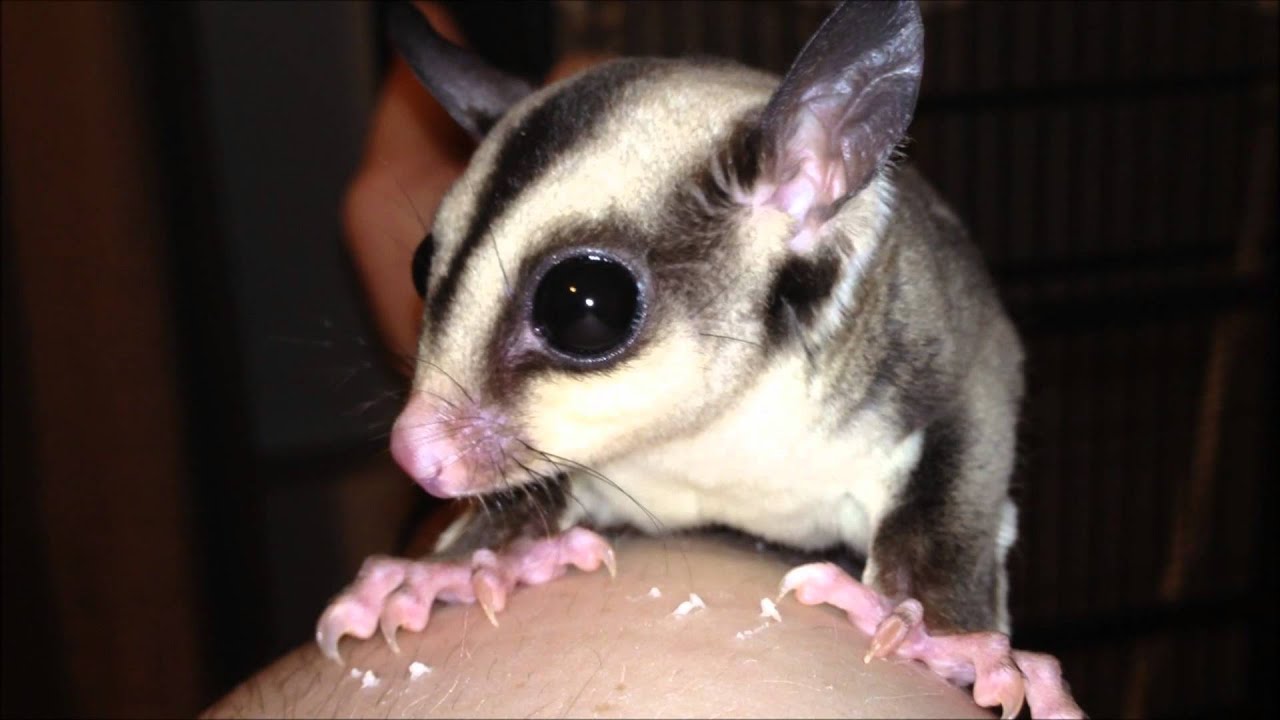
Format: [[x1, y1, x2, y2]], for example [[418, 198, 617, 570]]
[[384, 0, 924, 498]]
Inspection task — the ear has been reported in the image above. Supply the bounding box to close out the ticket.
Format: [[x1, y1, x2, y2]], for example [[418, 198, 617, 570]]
[[755, 0, 923, 248], [386, 1, 535, 139]]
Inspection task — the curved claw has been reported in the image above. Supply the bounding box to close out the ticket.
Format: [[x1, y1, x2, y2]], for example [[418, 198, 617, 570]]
[[379, 618, 402, 654], [316, 626, 344, 665], [1002, 692, 1027, 720], [473, 571, 503, 627], [776, 562, 837, 602], [866, 598, 924, 663], [601, 546, 618, 579], [315, 603, 374, 665], [559, 527, 617, 579], [977, 655, 1029, 717]]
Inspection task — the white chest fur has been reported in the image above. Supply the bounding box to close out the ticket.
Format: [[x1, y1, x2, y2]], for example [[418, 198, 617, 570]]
[[565, 356, 924, 553]]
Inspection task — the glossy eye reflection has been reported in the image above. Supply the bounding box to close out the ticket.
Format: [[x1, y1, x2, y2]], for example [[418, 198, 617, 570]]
[[532, 254, 642, 360]]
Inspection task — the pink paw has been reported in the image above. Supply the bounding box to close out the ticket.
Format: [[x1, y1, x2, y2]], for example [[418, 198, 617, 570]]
[[779, 562, 1085, 719], [315, 527, 615, 664]]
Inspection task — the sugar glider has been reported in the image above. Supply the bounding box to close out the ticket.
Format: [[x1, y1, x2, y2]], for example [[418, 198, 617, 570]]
[[318, 2, 1083, 717]]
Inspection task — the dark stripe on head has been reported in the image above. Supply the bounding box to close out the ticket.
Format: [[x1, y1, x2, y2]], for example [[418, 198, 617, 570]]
[[480, 112, 765, 401], [763, 253, 841, 347], [427, 59, 659, 334]]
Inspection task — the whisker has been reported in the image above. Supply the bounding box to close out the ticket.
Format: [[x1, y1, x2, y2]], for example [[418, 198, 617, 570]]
[[366, 414, 473, 442], [698, 332, 762, 348], [518, 473, 556, 540], [515, 452, 595, 524], [390, 174, 429, 236], [519, 443, 665, 534], [417, 360, 476, 405], [492, 235, 511, 297], [417, 388, 460, 410], [690, 265, 750, 319], [398, 415, 485, 432], [514, 453, 570, 538], [372, 155, 430, 241], [475, 491, 492, 523], [435, 436, 493, 472]]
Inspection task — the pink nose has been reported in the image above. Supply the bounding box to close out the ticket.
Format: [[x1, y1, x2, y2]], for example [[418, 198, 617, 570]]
[[389, 396, 473, 498]]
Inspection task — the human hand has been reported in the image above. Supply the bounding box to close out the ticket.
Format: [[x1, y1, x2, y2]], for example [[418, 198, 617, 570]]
[[343, 2, 611, 370]]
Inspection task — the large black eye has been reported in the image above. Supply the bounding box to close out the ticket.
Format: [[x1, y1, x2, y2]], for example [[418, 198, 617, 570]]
[[532, 253, 643, 360], [411, 233, 434, 298]]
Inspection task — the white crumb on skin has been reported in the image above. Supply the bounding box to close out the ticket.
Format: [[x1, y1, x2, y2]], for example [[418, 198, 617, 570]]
[[360, 670, 380, 689], [409, 661, 432, 679], [349, 668, 362, 679], [737, 598, 783, 640], [735, 621, 771, 640], [760, 597, 782, 622], [672, 592, 707, 617], [628, 586, 664, 602]]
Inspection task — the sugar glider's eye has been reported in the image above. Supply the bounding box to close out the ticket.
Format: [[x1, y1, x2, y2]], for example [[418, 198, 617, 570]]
[[532, 252, 644, 362], [411, 233, 434, 298]]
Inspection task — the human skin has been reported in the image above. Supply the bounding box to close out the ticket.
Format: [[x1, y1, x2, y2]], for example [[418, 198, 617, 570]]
[[201, 534, 991, 719]]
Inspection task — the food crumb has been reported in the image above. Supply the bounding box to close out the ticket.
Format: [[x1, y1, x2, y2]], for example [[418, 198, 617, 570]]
[[672, 592, 707, 617], [647, 586, 662, 598], [760, 597, 782, 622], [735, 621, 771, 640], [408, 661, 432, 679], [361, 670, 380, 689], [349, 668, 362, 679]]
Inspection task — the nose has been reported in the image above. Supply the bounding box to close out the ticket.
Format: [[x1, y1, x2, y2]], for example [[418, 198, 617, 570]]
[[389, 395, 474, 498]]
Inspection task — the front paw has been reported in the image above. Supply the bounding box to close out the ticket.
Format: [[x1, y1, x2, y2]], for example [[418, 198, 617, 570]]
[[779, 562, 1085, 719], [315, 527, 615, 664]]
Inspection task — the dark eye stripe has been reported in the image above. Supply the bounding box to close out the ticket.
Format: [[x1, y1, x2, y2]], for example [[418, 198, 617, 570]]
[[412, 233, 434, 298], [425, 60, 658, 339]]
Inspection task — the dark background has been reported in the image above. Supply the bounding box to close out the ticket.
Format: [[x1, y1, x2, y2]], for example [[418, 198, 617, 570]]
[[2, 1, 1275, 717]]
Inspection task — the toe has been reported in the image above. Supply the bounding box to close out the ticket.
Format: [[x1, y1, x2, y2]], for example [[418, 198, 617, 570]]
[[777, 563, 889, 636], [867, 599, 924, 662], [1012, 651, 1087, 719], [561, 527, 617, 577], [778, 562, 843, 602], [971, 655, 1025, 719], [315, 599, 378, 665], [379, 586, 433, 653], [471, 567, 509, 627]]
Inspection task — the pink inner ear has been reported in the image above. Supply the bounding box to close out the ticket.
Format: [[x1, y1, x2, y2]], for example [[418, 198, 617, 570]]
[[751, 105, 849, 254]]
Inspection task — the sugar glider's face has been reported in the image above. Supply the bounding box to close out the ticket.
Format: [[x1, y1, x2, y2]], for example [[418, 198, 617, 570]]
[[384, 1, 924, 498], [391, 60, 793, 497]]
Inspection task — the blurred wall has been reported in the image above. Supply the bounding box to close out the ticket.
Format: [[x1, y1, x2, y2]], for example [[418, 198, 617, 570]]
[[3, 1, 408, 715], [3, 2, 205, 715]]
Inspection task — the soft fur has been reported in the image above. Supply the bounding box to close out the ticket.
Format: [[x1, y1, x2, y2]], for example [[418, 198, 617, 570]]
[[393, 0, 1023, 635]]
